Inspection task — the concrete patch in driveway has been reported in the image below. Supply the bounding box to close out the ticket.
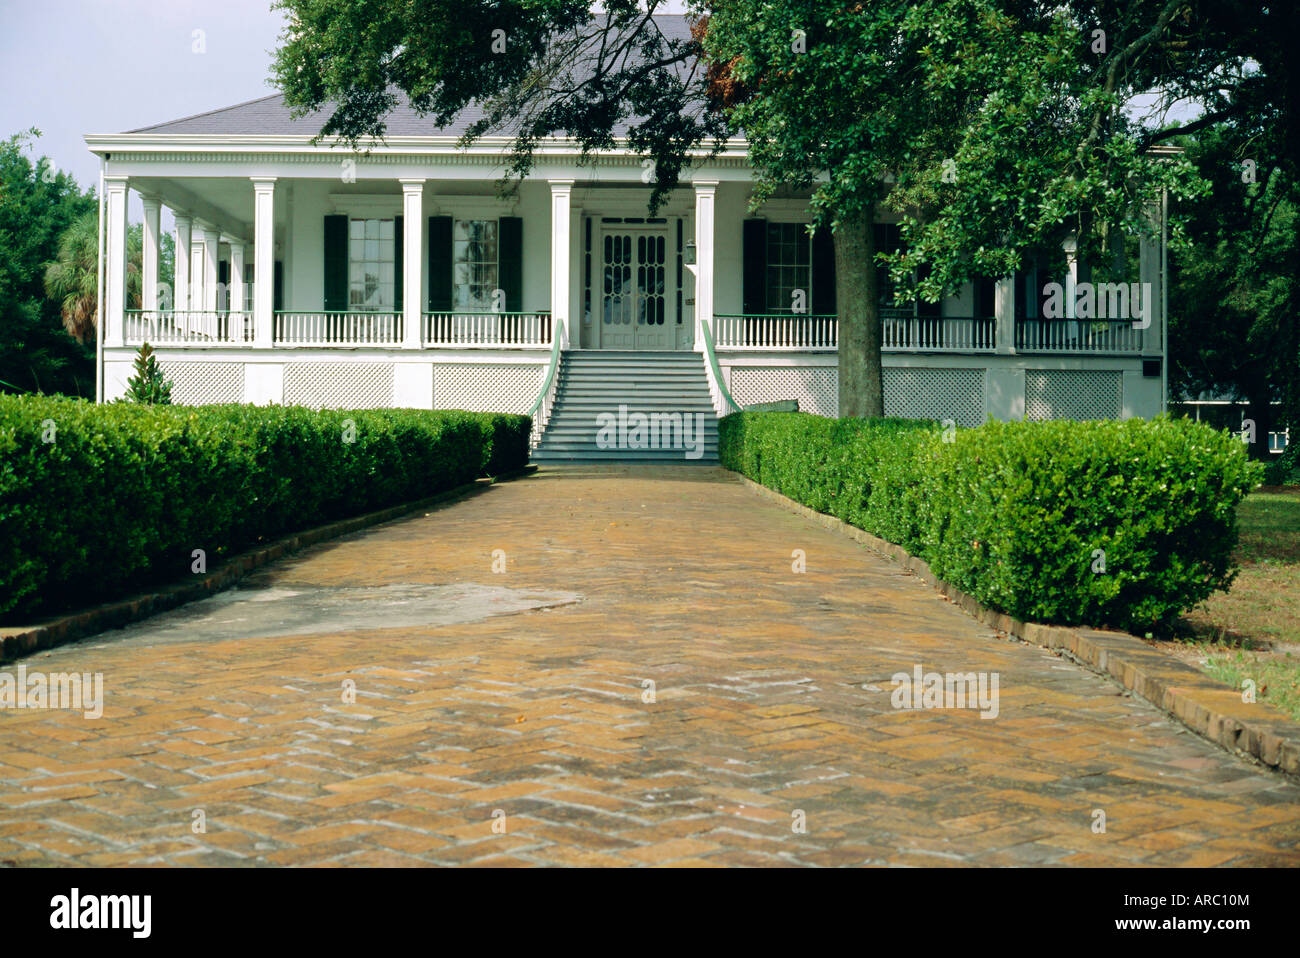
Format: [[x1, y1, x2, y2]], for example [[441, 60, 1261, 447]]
[[90, 583, 584, 645]]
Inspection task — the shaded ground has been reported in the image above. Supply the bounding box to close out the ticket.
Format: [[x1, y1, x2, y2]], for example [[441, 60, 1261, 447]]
[[1, 466, 1298, 866], [1178, 489, 1300, 720]]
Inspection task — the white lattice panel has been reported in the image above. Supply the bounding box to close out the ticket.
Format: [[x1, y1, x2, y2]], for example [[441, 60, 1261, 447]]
[[283, 363, 395, 409], [884, 367, 985, 427], [730, 367, 838, 417], [433, 364, 543, 414], [1025, 369, 1122, 421], [160, 362, 243, 405]]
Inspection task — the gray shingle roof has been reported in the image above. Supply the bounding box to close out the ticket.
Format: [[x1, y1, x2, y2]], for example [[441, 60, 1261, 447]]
[[127, 14, 698, 137]]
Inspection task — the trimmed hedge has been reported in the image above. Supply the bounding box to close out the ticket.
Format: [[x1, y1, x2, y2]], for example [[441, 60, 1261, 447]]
[[0, 397, 530, 619], [720, 412, 1262, 632]]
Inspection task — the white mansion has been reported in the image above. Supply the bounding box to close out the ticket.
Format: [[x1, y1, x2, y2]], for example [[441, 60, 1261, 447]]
[[86, 17, 1167, 461]]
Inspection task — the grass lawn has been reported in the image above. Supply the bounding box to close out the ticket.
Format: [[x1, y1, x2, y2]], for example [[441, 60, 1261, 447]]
[[1172, 487, 1300, 720]]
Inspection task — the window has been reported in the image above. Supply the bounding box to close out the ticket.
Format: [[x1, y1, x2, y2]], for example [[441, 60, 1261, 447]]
[[243, 263, 254, 313], [453, 219, 499, 310], [348, 218, 395, 310], [765, 222, 810, 313]]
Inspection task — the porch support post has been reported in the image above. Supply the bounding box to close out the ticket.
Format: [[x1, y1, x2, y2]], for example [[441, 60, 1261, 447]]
[[994, 276, 1015, 354], [104, 175, 129, 347], [140, 193, 161, 312], [400, 179, 425, 349], [252, 177, 276, 348], [173, 212, 192, 313], [549, 180, 573, 347], [229, 241, 246, 341], [692, 180, 718, 353], [200, 223, 221, 313]]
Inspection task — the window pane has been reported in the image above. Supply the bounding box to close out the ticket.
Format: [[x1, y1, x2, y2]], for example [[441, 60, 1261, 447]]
[[380, 220, 394, 240]]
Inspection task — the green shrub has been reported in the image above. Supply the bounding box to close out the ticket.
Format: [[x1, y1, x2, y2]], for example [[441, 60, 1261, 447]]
[[719, 412, 1262, 632], [1263, 440, 1299, 486], [0, 397, 530, 619]]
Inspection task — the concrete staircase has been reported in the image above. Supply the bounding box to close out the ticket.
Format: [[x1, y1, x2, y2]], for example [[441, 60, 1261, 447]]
[[531, 351, 720, 464]]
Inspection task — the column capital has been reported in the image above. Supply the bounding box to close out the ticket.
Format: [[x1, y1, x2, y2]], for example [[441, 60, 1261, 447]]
[[138, 192, 161, 208], [399, 178, 426, 190], [172, 211, 193, 227], [549, 179, 575, 192], [691, 179, 719, 193], [251, 176, 278, 190], [104, 174, 130, 190]]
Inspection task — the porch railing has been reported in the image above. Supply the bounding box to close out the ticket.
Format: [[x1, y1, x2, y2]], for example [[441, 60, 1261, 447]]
[[714, 314, 838, 350], [124, 310, 253, 345], [422, 311, 553, 348], [882, 313, 997, 351], [1015, 319, 1143, 353], [274, 311, 402, 346], [714, 313, 998, 352]]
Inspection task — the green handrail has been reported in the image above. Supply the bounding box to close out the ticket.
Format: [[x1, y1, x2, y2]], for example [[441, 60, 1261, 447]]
[[700, 318, 742, 416], [526, 318, 566, 441]]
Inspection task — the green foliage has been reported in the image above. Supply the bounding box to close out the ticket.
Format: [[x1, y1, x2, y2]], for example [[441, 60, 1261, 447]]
[[123, 343, 173, 405], [720, 411, 1262, 632], [0, 130, 96, 396], [0, 397, 531, 619], [1264, 442, 1300, 486], [271, 0, 723, 212]]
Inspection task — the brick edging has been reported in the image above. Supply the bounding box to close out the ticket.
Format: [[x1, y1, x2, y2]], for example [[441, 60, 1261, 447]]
[[0, 464, 538, 664], [735, 472, 1300, 778]]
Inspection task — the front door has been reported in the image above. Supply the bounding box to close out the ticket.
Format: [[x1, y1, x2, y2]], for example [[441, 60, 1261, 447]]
[[599, 228, 674, 349]]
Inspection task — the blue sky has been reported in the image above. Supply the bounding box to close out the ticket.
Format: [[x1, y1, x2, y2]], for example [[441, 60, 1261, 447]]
[[1, 0, 288, 212]]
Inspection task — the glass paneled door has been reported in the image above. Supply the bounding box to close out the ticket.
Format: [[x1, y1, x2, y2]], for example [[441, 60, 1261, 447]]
[[599, 228, 674, 349]]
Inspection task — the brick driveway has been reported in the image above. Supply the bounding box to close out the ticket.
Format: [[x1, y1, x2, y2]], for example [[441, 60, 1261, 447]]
[[2, 466, 1299, 866]]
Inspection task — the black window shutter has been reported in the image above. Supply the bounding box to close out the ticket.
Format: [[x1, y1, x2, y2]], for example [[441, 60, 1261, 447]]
[[499, 216, 523, 312], [428, 216, 453, 312], [742, 219, 766, 315], [916, 264, 942, 318], [217, 259, 230, 312], [976, 278, 996, 318], [394, 215, 403, 312], [274, 261, 284, 312], [811, 227, 835, 315], [323, 214, 348, 312]]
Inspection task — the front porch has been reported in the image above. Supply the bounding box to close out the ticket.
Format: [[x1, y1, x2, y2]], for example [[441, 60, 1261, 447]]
[[89, 144, 1166, 427]]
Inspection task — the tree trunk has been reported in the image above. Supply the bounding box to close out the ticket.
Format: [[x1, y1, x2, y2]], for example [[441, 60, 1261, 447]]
[[834, 207, 883, 418]]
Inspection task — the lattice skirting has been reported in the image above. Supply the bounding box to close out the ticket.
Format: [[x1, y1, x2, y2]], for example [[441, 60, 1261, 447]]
[[433, 364, 543, 414], [728, 365, 986, 425], [159, 362, 244, 405], [729, 367, 838, 417], [1025, 369, 1123, 421], [283, 363, 395, 409]]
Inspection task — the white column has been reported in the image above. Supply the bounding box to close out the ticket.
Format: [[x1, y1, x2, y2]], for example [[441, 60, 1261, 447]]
[[549, 180, 573, 347], [173, 213, 192, 313], [401, 179, 425, 348], [693, 180, 718, 353], [104, 175, 129, 347], [994, 276, 1015, 354], [229, 241, 246, 342], [252, 178, 276, 348], [140, 194, 161, 312], [1139, 232, 1163, 354]]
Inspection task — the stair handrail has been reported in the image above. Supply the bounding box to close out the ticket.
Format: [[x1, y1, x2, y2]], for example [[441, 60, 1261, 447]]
[[700, 317, 742, 418], [526, 317, 566, 449]]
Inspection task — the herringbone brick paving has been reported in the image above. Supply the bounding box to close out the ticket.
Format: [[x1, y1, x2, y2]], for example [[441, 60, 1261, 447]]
[[2, 465, 1298, 866]]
